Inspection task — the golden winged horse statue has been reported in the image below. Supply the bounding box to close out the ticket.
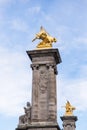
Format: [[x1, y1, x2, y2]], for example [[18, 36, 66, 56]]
[[32, 26, 57, 48]]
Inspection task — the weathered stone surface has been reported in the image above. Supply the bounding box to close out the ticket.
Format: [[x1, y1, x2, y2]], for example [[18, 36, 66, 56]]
[[27, 49, 61, 64], [16, 48, 61, 130], [26, 49, 61, 124], [18, 102, 31, 127], [16, 123, 61, 130], [61, 116, 78, 130]]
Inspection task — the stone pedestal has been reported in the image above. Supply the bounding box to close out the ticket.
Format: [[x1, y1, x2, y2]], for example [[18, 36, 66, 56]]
[[16, 48, 61, 130], [27, 49, 61, 124], [16, 123, 61, 130], [61, 116, 78, 130]]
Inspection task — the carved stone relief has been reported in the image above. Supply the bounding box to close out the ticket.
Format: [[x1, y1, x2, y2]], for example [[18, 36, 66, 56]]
[[39, 68, 48, 94]]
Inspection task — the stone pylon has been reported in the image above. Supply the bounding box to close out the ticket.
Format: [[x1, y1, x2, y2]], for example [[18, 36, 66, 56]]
[[16, 48, 61, 130], [61, 116, 78, 130]]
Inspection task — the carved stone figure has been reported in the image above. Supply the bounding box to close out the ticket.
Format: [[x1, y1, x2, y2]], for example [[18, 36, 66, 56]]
[[32, 26, 57, 48], [19, 102, 31, 125]]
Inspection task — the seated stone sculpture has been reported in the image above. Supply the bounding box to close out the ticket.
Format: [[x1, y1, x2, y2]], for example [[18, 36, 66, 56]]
[[32, 26, 57, 48], [18, 102, 31, 126]]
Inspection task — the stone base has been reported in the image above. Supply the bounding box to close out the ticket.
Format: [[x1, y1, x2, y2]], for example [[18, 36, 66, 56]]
[[61, 115, 78, 122], [16, 123, 61, 130], [60, 116, 78, 130]]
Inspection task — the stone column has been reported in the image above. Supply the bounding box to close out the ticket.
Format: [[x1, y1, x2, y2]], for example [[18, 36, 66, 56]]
[[16, 48, 61, 130], [48, 64, 57, 122], [27, 48, 61, 125], [61, 116, 78, 130], [30, 64, 39, 121]]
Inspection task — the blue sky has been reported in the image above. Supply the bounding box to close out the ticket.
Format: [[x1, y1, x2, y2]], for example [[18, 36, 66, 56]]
[[0, 0, 87, 130]]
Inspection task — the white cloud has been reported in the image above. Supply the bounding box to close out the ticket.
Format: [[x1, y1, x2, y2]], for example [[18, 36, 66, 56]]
[[10, 18, 29, 32], [0, 0, 12, 5], [0, 46, 32, 116], [19, 0, 30, 3], [57, 78, 87, 112], [27, 6, 41, 14], [74, 37, 87, 45]]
